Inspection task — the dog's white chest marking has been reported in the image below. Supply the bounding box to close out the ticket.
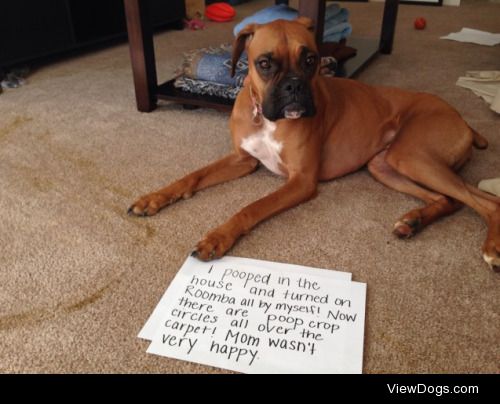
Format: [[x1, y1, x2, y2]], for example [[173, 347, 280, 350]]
[[241, 119, 284, 176]]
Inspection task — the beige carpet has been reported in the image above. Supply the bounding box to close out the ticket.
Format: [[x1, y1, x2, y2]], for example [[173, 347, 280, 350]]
[[1, 0, 499, 373]]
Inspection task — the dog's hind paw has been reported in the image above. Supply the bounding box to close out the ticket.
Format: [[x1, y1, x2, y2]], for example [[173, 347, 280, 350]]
[[482, 236, 500, 272], [482, 253, 500, 272], [393, 217, 422, 239]]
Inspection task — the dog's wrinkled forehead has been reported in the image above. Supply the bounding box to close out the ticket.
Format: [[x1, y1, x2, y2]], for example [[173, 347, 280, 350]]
[[248, 19, 317, 64], [231, 18, 318, 77]]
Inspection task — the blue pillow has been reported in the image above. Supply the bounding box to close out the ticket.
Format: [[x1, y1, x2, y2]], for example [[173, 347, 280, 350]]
[[233, 3, 351, 44]]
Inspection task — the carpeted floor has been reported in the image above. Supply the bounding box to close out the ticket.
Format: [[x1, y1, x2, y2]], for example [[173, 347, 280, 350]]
[[0, 0, 499, 373]]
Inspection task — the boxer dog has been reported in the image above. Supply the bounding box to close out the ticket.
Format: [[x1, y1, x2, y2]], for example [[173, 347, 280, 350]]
[[128, 18, 500, 270]]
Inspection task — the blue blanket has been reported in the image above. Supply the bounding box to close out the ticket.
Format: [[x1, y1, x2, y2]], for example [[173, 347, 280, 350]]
[[177, 45, 247, 88]]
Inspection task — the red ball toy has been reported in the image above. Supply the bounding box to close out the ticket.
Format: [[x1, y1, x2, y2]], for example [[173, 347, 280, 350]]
[[414, 17, 426, 30], [205, 3, 236, 22]]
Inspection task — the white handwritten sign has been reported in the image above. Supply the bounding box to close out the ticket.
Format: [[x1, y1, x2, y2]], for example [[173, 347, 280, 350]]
[[140, 256, 366, 374]]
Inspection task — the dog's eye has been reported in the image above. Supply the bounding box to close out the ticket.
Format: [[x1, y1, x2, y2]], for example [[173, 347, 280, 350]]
[[306, 55, 316, 66], [258, 59, 271, 70]]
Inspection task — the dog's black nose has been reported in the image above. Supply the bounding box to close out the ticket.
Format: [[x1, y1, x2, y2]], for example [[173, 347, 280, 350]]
[[282, 77, 304, 96]]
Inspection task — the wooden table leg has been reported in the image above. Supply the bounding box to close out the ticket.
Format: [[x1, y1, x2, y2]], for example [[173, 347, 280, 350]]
[[379, 0, 399, 54], [123, 0, 158, 112], [298, 0, 325, 47]]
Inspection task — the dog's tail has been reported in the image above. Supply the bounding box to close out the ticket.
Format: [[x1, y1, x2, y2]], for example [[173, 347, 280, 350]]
[[469, 125, 488, 149]]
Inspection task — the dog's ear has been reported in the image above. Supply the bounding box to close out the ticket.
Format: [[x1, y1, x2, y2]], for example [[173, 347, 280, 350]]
[[296, 16, 315, 32], [231, 23, 257, 77]]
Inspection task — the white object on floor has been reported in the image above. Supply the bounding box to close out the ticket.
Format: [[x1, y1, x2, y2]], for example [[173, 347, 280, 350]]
[[456, 71, 500, 114], [139, 255, 366, 374], [139, 255, 351, 340], [478, 178, 500, 197], [441, 28, 500, 46]]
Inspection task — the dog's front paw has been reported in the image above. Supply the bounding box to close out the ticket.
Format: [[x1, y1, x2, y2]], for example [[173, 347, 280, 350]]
[[128, 192, 176, 217], [192, 229, 236, 261]]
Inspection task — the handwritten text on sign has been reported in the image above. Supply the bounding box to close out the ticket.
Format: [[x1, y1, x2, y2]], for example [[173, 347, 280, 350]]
[[143, 256, 366, 373]]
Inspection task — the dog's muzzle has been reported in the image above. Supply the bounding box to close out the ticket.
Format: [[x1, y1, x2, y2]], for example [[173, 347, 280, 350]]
[[263, 76, 316, 121]]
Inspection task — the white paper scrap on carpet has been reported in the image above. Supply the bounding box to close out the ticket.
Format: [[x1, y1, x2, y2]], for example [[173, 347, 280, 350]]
[[440, 28, 500, 46], [456, 71, 500, 114], [142, 256, 366, 374]]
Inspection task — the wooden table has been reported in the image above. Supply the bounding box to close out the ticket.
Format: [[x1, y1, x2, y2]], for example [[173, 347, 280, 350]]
[[124, 0, 399, 113]]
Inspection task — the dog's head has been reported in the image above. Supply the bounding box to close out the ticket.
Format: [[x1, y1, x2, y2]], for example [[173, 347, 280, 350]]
[[232, 18, 319, 121]]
